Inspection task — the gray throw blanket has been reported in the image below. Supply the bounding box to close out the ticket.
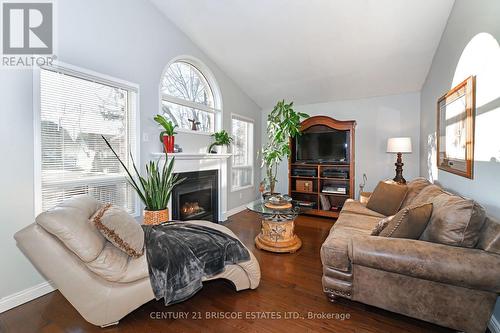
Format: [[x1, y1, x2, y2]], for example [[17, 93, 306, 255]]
[[142, 222, 250, 306]]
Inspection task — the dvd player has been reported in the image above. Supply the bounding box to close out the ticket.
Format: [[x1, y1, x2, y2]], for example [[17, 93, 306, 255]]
[[292, 168, 317, 177], [322, 170, 349, 179]]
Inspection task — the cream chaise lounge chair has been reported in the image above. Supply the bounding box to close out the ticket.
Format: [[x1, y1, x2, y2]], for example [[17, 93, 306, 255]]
[[14, 196, 261, 327]]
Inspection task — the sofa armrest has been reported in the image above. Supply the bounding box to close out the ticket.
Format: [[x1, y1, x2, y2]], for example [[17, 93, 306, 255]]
[[359, 192, 372, 204], [349, 235, 500, 293]]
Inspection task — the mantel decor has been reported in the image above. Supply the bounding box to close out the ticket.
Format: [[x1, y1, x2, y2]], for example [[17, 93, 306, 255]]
[[437, 76, 475, 179]]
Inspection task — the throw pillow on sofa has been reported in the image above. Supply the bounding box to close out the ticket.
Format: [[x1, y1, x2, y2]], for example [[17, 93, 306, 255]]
[[375, 203, 433, 238], [366, 181, 408, 216], [371, 215, 394, 236], [92, 204, 144, 258]]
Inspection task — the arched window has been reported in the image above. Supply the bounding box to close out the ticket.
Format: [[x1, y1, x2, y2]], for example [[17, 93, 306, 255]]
[[160, 59, 221, 133]]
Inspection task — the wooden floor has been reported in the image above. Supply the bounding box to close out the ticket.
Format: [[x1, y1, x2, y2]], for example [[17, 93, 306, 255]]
[[0, 211, 457, 333]]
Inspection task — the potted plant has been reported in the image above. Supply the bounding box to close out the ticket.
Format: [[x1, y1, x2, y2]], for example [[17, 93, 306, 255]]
[[262, 100, 309, 194], [102, 136, 185, 225], [154, 114, 177, 153], [208, 129, 233, 153]]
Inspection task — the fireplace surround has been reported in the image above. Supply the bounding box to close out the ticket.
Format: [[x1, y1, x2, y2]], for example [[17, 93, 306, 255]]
[[172, 170, 219, 223]]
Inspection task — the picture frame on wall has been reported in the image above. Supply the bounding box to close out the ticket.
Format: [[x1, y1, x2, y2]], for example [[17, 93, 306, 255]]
[[436, 76, 476, 179]]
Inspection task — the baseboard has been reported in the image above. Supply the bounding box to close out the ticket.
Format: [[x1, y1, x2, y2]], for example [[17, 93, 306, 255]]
[[489, 314, 500, 333], [0, 280, 55, 313], [225, 202, 252, 218]]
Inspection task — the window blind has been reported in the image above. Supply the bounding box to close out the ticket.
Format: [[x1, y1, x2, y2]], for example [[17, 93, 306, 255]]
[[39, 67, 137, 214], [231, 116, 254, 190]]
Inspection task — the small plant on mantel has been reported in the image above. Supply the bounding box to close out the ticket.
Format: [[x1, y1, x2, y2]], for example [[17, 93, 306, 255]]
[[102, 135, 185, 225], [208, 130, 233, 153], [262, 100, 309, 194], [154, 114, 177, 153]]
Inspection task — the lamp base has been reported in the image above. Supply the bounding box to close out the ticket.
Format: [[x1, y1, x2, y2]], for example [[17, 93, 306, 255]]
[[393, 152, 407, 185]]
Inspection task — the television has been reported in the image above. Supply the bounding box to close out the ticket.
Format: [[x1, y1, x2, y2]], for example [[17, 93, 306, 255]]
[[295, 129, 349, 163]]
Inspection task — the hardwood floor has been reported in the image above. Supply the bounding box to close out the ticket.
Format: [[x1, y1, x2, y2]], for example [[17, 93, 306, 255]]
[[0, 211, 455, 333]]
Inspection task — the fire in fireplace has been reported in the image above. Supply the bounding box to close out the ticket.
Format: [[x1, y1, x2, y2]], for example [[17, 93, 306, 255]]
[[172, 170, 218, 222], [181, 202, 206, 219]]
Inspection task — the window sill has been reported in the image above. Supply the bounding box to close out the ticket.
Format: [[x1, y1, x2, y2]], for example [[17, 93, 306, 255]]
[[172, 127, 214, 136]]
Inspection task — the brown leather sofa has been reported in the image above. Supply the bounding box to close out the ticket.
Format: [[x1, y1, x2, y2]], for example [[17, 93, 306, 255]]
[[320, 178, 500, 333]]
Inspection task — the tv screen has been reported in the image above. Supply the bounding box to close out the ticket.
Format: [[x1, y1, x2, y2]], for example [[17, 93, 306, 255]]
[[296, 130, 348, 163]]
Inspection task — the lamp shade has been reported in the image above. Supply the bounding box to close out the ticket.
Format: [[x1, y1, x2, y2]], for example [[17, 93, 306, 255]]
[[387, 137, 412, 153]]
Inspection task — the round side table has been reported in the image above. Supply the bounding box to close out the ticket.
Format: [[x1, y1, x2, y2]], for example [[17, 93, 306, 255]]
[[246, 200, 303, 253]]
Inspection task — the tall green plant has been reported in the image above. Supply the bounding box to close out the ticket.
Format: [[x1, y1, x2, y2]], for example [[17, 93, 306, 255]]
[[208, 129, 233, 153], [154, 114, 177, 142], [262, 100, 309, 193], [102, 135, 185, 211]]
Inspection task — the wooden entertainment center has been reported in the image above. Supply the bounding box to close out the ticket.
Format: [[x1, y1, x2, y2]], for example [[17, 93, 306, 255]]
[[289, 116, 356, 218]]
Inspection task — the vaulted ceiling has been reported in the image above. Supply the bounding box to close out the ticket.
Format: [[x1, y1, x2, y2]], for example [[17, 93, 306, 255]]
[[150, 0, 455, 108]]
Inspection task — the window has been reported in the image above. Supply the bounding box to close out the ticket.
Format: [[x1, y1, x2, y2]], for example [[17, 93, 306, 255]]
[[36, 65, 138, 214], [160, 60, 221, 133], [231, 115, 254, 191]]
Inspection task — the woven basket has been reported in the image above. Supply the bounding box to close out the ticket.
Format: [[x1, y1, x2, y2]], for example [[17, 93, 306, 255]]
[[143, 209, 168, 225]]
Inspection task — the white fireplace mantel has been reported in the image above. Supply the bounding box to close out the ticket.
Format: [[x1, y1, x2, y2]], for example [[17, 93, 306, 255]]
[[151, 152, 232, 160], [151, 152, 232, 221]]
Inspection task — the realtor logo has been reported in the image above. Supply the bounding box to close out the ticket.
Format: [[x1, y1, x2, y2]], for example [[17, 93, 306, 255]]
[[2, 2, 53, 54]]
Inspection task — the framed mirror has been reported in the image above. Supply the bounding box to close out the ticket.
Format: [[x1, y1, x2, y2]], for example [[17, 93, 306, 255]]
[[437, 76, 475, 179]]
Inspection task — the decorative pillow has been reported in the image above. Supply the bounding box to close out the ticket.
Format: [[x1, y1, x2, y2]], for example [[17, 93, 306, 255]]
[[92, 204, 144, 258], [420, 193, 486, 248], [366, 181, 408, 216], [378, 203, 433, 239], [371, 215, 394, 236], [36, 195, 106, 262]]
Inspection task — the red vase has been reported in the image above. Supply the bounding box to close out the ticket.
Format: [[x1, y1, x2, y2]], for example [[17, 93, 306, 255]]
[[162, 135, 175, 153]]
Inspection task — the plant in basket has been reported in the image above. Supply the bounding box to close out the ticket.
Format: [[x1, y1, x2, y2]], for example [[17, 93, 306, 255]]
[[102, 135, 185, 225]]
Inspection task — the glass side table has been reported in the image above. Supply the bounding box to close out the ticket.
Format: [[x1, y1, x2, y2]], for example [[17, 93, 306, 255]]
[[246, 199, 305, 253]]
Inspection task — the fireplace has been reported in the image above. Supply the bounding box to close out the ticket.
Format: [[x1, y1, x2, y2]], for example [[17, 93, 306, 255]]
[[172, 170, 218, 222]]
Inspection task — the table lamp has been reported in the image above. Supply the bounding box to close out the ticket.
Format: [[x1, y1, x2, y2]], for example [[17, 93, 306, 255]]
[[387, 137, 412, 184]]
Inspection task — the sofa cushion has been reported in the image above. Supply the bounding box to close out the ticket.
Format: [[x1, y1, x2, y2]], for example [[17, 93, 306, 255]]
[[477, 217, 500, 255], [366, 181, 408, 216], [341, 199, 386, 218], [378, 203, 433, 239], [410, 184, 444, 206], [321, 212, 383, 271], [401, 178, 431, 208], [92, 204, 144, 258], [36, 195, 106, 262], [420, 193, 486, 248]]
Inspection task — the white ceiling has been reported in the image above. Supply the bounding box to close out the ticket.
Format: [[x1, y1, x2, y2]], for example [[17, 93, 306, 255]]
[[150, 0, 454, 108]]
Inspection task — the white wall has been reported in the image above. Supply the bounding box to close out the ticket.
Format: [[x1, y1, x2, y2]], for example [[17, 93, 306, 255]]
[[0, 0, 260, 303], [262, 92, 421, 196], [419, 0, 500, 322]]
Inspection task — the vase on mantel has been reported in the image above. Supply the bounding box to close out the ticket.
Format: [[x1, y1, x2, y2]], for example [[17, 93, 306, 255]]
[[162, 135, 175, 153]]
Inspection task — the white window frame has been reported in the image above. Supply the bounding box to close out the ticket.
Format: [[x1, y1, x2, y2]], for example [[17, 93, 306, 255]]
[[231, 113, 255, 192], [33, 62, 141, 216], [159, 55, 222, 135]]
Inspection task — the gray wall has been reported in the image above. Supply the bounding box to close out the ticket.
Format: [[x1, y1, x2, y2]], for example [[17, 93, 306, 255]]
[[0, 0, 260, 301], [419, 0, 500, 321], [263, 92, 421, 196]]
